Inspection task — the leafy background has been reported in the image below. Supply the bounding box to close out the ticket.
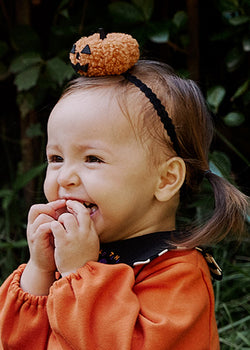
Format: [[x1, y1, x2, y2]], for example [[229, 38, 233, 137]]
[[0, 0, 249, 348]]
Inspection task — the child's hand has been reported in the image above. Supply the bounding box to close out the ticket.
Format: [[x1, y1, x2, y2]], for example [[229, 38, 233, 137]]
[[50, 200, 100, 277], [21, 199, 66, 295], [27, 199, 66, 273]]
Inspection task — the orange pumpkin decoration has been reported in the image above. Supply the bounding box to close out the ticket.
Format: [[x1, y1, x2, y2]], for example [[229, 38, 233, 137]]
[[69, 31, 140, 77]]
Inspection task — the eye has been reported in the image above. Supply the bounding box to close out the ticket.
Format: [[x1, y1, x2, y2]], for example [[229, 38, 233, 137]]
[[81, 44, 91, 54], [48, 155, 64, 163], [85, 155, 103, 163]]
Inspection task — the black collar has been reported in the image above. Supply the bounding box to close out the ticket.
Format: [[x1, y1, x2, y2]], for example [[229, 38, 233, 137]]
[[99, 231, 177, 267]]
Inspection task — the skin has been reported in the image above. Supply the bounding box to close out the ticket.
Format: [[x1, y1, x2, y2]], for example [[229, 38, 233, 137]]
[[20, 89, 186, 295]]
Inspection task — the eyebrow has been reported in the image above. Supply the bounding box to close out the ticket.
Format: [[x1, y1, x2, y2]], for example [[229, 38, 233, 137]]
[[46, 142, 113, 155], [46, 144, 62, 152], [75, 142, 110, 152]]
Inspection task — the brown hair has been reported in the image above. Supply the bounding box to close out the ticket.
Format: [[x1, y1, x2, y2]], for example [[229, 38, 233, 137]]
[[61, 60, 249, 247]]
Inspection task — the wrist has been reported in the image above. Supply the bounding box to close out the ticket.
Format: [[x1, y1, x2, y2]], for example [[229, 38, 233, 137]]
[[21, 261, 56, 296]]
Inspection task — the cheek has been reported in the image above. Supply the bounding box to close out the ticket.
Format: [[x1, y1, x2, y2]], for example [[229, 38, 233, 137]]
[[43, 171, 57, 201]]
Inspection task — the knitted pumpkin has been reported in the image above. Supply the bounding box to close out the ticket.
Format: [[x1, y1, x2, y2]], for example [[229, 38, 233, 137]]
[[69, 31, 140, 77]]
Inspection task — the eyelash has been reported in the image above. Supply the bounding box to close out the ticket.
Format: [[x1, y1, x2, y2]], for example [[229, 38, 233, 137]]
[[85, 155, 103, 163], [47, 155, 103, 164], [47, 155, 63, 163]]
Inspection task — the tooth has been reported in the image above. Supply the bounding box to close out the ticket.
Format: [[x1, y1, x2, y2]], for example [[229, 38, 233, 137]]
[[90, 206, 97, 214]]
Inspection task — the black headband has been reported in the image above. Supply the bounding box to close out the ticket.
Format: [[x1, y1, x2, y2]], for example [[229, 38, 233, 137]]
[[123, 71, 181, 156]]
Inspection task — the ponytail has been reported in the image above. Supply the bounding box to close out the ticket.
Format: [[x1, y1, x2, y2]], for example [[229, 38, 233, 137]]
[[182, 172, 249, 248]]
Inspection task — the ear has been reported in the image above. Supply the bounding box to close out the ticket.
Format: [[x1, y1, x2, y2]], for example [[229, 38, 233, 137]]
[[154, 157, 186, 202]]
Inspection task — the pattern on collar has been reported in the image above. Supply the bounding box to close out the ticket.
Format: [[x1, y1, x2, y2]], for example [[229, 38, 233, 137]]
[[98, 231, 223, 281], [99, 231, 177, 267]]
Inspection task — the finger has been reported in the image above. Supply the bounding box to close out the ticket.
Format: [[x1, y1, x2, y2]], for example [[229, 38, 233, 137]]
[[28, 200, 66, 223], [50, 221, 67, 242], [35, 222, 53, 237], [49, 199, 66, 209], [29, 214, 56, 236], [66, 200, 91, 227], [28, 222, 53, 244], [57, 212, 78, 232]]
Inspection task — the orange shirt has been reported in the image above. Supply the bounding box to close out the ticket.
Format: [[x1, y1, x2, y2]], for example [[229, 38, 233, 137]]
[[0, 249, 220, 349]]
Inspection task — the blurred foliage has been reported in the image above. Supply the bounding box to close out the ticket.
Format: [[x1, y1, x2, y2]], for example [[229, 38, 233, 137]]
[[0, 0, 249, 348]]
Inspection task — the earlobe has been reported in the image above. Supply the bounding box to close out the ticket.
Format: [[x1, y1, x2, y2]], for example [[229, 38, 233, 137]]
[[154, 157, 186, 202]]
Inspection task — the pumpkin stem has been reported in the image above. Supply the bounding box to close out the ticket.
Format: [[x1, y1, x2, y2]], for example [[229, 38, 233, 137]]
[[99, 28, 107, 40]]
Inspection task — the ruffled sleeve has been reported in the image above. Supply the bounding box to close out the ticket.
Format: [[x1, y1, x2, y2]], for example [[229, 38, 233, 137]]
[[0, 264, 50, 349]]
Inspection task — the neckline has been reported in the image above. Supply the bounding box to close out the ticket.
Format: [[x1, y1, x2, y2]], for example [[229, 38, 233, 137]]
[[99, 231, 178, 267]]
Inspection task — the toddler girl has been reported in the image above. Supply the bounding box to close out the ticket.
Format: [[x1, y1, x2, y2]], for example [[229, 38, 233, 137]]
[[0, 33, 248, 350]]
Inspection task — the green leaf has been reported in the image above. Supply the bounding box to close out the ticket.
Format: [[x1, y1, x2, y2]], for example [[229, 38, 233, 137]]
[[108, 2, 144, 24], [58, 0, 71, 10], [0, 189, 13, 198], [223, 112, 245, 126], [180, 34, 189, 48], [10, 52, 42, 74], [226, 47, 243, 71], [209, 151, 232, 180], [46, 57, 73, 86], [26, 123, 43, 138], [219, 0, 239, 12], [173, 11, 187, 28], [228, 15, 249, 26], [148, 20, 172, 43], [132, 0, 154, 21], [13, 163, 47, 192], [237, 332, 250, 346], [0, 239, 27, 248], [12, 239, 28, 248], [149, 30, 169, 43], [231, 80, 249, 100], [218, 315, 250, 334], [215, 129, 250, 166], [60, 9, 69, 19], [14, 65, 41, 91], [207, 86, 226, 113], [243, 36, 250, 51], [2, 193, 14, 211]]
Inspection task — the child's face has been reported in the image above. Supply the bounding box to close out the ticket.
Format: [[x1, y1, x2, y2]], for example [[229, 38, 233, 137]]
[[44, 90, 162, 242]]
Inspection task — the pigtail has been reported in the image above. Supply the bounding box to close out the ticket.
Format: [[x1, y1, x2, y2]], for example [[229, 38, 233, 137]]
[[185, 172, 249, 248], [161, 72, 249, 248]]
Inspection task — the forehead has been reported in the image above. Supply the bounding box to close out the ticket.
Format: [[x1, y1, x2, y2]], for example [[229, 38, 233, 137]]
[[50, 89, 116, 122], [47, 90, 140, 145]]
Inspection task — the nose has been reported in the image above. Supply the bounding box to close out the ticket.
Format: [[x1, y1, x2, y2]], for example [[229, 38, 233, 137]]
[[57, 163, 80, 188]]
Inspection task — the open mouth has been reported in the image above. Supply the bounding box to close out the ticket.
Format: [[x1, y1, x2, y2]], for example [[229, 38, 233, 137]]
[[56, 199, 98, 217], [83, 202, 98, 216]]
